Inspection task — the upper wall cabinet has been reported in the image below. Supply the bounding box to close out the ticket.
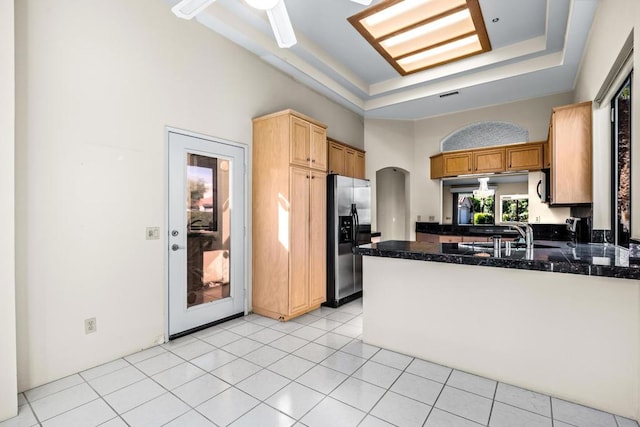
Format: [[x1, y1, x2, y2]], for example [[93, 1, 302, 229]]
[[430, 142, 544, 179], [328, 138, 366, 179], [506, 143, 544, 172], [290, 116, 327, 171], [474, 148, 506, 174], [548, 101, 592, 205]]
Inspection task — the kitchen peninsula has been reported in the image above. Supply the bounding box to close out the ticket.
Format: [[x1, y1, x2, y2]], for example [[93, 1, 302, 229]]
[[356, 240, 640, 419]]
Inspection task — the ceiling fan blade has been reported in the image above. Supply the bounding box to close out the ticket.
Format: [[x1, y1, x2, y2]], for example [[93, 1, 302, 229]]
[[350, 0, 373, 5], [171, 0, 217, 19], [266, 0, 297, 48]]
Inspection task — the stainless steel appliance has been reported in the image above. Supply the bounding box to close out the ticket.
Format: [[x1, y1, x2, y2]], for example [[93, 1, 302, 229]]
[[326, 174, 371, 307], [537, 169, 551, 203]]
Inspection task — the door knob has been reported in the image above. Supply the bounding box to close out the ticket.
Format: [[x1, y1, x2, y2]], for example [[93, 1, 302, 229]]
[[171, 244, 184, 251]]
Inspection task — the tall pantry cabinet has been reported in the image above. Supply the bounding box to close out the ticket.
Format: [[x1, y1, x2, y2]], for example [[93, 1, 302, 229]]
[[252, 110, 327, 320]]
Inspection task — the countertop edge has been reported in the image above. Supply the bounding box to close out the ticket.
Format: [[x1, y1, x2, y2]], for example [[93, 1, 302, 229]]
[[356, 243, 640, 281]]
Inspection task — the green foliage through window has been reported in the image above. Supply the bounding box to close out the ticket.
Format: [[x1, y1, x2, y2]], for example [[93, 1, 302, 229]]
[[456, 193, 495, 225], [500, 195, 529, 223]]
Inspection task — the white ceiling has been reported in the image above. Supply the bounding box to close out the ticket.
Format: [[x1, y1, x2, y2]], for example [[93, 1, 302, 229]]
[[175, 0, 598, 120]]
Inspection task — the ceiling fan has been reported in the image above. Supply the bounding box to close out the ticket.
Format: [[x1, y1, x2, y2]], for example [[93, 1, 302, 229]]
[[171, 0, 373, 48]]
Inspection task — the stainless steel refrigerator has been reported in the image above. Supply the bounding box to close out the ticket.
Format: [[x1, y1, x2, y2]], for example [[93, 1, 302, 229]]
[[325, 174, 371, 307]]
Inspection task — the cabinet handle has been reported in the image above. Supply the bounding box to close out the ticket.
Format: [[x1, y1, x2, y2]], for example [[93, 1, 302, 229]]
[[312, 159, 316, 163], [311, 176, 315, 179], [306, 158, 310, 161], [306, 175, 310, 179]]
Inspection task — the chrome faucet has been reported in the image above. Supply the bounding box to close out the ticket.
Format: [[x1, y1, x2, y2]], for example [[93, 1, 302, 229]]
[[504, 222, 534, 250]]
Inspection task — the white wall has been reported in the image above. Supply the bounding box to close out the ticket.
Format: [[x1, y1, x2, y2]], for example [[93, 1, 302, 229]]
[[364, 119, 414, 235], [0, 0, 18, 421], [413, 92, 575, 224], [14, 0, 363, 391], [573, 0, 638, 234], [376, 168, 408, 240]]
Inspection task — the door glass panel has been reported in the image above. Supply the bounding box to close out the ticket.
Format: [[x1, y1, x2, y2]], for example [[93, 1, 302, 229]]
[[186, 153, 231, 308], [612, 75, 631, 247]]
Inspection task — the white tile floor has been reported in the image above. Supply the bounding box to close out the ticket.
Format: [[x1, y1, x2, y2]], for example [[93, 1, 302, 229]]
[[3, 299, 639, 427]]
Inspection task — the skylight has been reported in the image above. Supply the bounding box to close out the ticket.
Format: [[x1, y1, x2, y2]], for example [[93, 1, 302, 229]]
[[348, 0, 492, 75]]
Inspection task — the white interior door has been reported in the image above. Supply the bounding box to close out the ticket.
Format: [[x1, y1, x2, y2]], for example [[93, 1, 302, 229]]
[[168, 130, 246, 337]]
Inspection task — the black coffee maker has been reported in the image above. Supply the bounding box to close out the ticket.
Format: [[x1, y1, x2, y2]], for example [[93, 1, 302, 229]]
[[566, 217, 591, 243]]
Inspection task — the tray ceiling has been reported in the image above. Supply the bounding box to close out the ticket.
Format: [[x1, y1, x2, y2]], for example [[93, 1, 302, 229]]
[[167, 0, 598, 120]]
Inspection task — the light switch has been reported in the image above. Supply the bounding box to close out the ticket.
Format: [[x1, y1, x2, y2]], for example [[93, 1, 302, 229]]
[[146, 227, 160, 240]]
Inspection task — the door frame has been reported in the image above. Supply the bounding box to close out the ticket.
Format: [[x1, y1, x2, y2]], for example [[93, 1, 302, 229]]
[[164, 126, 249, 342]]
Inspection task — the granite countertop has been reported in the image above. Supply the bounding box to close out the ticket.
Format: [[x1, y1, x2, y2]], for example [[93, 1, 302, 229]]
[[356, 240, 640, 281]]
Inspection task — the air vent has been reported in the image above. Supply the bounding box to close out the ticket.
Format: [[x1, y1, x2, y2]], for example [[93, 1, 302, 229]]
[[439, 91, 460, 98]]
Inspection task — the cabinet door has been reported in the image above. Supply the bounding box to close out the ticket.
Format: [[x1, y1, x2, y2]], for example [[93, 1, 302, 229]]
[[473, 149, 505, 173], [462, 236, 491, 242], [430, 154, 444, 179], [345, 149, 356, 177], [439, 235, 463, 243], [309, 171, 327, 306], [543, 142, 551, 168], [290, 116, 310, 167], [310, 125, 327, 171], [416, 233, 439, 243], [506, 144, 543, 171], [354, 152, 366, 179], [328, 142, 345, 175], [288, 167, 309, 315], [442, 152, 472, 176], [551, 102, 592, 204]]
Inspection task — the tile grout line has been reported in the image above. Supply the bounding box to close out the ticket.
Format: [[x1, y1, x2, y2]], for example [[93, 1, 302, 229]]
[[485, 377, 499, 426], [422, 365, 454, 425]]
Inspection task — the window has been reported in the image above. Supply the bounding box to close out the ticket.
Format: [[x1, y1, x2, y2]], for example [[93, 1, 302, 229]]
[[500, 194, 529, 223], [612, 72, 632, 247], [455, 192, 495, 225]]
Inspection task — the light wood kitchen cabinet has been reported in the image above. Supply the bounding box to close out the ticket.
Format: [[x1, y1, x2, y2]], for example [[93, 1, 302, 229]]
[[548, 101, 592, 204], [462, 236, 492, 242], [308, 171, 327, 306], [543, 141, 551, 168], [345, 148, 356, 177], [328, 141, 345, 175], [355, 151, 366, 179], [290, 116, 327, 171], [328, 138, 366, 179], [473, 148, 505, 173], [430, 142, 549, 179], [416, 233, 462, 243], [416, 233, 494, 243], [506, 142, 544, 171], [252, 110, 327, 320], [442, 151, 473, 176]]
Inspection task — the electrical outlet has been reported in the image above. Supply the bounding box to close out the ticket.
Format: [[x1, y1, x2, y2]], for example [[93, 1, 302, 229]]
[[146, 227, 160, 240], [85, 317, 97, 334]]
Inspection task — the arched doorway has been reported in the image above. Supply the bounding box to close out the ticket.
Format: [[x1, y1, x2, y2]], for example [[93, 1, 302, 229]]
[[376, 167, 410, 240]]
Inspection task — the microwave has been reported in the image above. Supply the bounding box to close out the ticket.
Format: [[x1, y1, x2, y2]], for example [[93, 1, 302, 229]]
[[537, 169, 551, 203]]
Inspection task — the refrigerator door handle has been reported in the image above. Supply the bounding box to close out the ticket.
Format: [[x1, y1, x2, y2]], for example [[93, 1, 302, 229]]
[[351, 203, 359, 252]]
